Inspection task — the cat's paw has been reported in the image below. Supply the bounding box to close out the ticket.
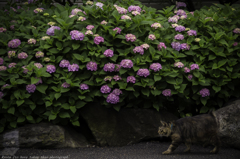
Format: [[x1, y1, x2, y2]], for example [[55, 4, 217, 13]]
[[162, 150, 171, 155]]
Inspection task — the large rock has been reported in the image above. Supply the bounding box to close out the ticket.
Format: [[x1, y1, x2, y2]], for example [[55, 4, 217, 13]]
[[213, 99, 240, 149], [0, 122, 90, 148], [79, 103, 178, 146]]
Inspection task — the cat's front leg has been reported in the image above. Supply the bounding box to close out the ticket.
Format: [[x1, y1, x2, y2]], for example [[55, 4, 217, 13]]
[[162, 141, 181, 155]]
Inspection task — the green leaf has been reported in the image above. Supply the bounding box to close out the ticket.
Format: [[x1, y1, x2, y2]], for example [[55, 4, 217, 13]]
[[70, 106, 77, 113], [10, 121, 17, 128], [16, 100, 24, 106], [37, 85, 48, 94], [115, 35, 125, 39], [59, 112, 70, 118], [17, 116, 25, 123], [49, 48, 59, 54], [119, 68, 128, 75], [8, 107, 15, 115], [212, 85, 221, 93], [62, 47, 71, 53], [200, 106, 208, 113], [75, 101, 86, 109], [218, 59, 227, 68], [73, 53, 84, 61], [45, 101, 52, 107], [14, 90, 21, 99], [55, 93, 61, 100], [218, 39, 228, 47], [133, 91, 140, 97], [56, 41, 62, 48], [201, 98, 207, 106], [49, 114, 57, 121], [31, 77, 40, 84], [71, 120, 80, 126], [72, 43, 80, 50], [153, 103, 159, 111], [154, 75, 162, 82], [151, 89, 161, 96], [30, 104, 36, 111], [166, 77, 176, 84], [141, 88, 150, 97]]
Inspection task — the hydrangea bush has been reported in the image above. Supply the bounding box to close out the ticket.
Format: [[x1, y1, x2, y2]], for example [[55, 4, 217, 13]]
[[0, 0, 240, 132]]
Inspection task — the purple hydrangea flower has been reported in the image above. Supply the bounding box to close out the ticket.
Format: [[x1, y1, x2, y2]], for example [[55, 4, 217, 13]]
[[233, 42, 238, 46], [106, 93, 119, 104], [28, 38, 36, 44], [100, 85, 111, 93], [168, 15, 179, 23], [127, 76, 136, 83], [10, 25, 14, 30], [190, 64, 199, 70], [113, 27, 121, 34], [150, 63, 162, 72], [132, 11, 140, 16], [176, 9, 186, 16], [133, 46, 144, 55], [26, 84, 36, 93], [175, 34, 184, 40], [0, 92, 3, 98], [22, 66, 28, 74], [184, 67, 190, 73], [158, 42, 167, 51], [35, 77, 42, 85], [86, 61, 97, 71], [0, 27, 7, 32], [104, 49, 114, 57], [1, 84, 10, 90], [176, 2, 186, 8], [70, 30, 85, 40], [71, 8, 82, 15], [94, 36, 104, 44], [181, 43, 190, 50], [162, 89, 171, 97], [199, 88, 210, 97], [121, 15, 131, 20], [174, 62, 184, 68], [46, 65, 56, 73], [116, 6, 127, 14], [141, 44, 150, 50], [34, 63, 43, 69], [114, 64, 121, 72], [35, 51, 44, 58], [151, 23, 162, 29], [137, 68, 150, 77], [125, 34, 136, 42], [18, 52, 28, 59], [120, 59, 133, 68], [59, 60, 70, 68], [171, 42, 181, 51], [128, 5, 141, 12], [187, 30, 197, 36], [8, 39, 21, 48], [62, 82, 70, 88], [103, 63, 115, 72], [46, 26, 61, 36], [0, 66, 7, 71], [113, 75, 122, 81], [175, 25, 186, 32], [148, 34, 156, 40], [8, 63, 16, 68], [68, 63, 79, 72], [86, 25, 94, 30], [233, 28, 240, 34], [96, 2, 104, 10], [80, 83, 89, 90], [188, 74, 193, 80], [112, 88, 122, 96], [0, 58, 3, 65]]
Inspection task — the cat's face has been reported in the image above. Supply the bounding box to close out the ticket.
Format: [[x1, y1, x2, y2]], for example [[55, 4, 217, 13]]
[[158, 121, 172, 137]]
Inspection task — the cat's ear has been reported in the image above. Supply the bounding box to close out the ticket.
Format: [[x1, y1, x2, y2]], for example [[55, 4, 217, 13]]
[[160, 120, 167, 126]]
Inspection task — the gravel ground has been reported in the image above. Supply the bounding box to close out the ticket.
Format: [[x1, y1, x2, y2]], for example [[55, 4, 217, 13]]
[[2, 141, 240, 159]]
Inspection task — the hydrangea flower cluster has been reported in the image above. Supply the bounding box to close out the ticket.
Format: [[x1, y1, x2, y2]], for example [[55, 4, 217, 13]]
[[101, 20, 108, 25], [150, 63, 162, 72], [176, 9, 186, 16], [114, 64, 121, 72], [18, 52, 28, 59], [62, 82, 70, 88], [71, 8, 82, 15], [151, 23, 162, 29], [0, 27, 7, 32], [171, 42, 181, 51], [8, 63, 16, 68], [85, 30, 93, 35], [94, 36, 104, 44], [68, 64, 79, 72], [174, 62, 184, 68], [112, 88, 122, 96], [181, 43, 190, 50], [113, 75, 122, 81], [120, 59, 133, 68], [175, 25, 186, 32], [162, 89, 171, 97], [35, 51, 44, 58], [34, 63, 43, 69], [128, 5, 141, 12], [28, 38, 36, 44], [86, 61, 97, 71], [46, 26, 61, 36], [233, 28, 240, 34], [121, 15, 131, 20], [132, 11, 140, 16], [70, 30, 85, 40], [1, 84, 10, 90], [133, 46, 144, 55], [172, 24, 178, 28], [158, 42, 167, 50], [0, 92, 3, 99], [8, 39, 21, 48], [0, 58, 3, 65], [86, 25, 94, 30], [187, 30, 197, 36], [125, 34, 136, 42], [168, 15, 179, 23], [100, 85, 111, 93], [104, 49, 114, 57], [8, 51, 15, 58], [26, 84, 36, 93], [104, 76, 112, 82], [46, 65, 56, 73], [113, 27, 121, 34], [190, 64, 199, 70], [10, 25, 14, 30], [41, 36, 50, 40], [233, 42, 238, 46], [115, 6, 127, 14], [137, 69, 150, 77], [188, 74, 193, 80], [184, 67, 190, 73], [176, 2, 187, 8], [199, 88, 210, 97], [148, 34, 156, 40], [175, 34, 184, 40], [103, 63, 115, 72], [141, 44, 149, 50], [80, 84, 89, 90], [35, 77, 42, 85], [0, 66, 7, 71], [106, 93, 119, 104], [78, 16, 86, 21], [48, 22, 55, 26], [127, 76, 136, 83]]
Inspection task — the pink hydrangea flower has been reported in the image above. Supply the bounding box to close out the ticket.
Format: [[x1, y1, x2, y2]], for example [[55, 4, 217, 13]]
[[184, 67, 190, 73], [125, 34, 136, 42], [233, 28, 240, 34], [190, 64, 199, 70], [120, 59, 133, 68], [113, 75, 122, 81], [104, 49, 114, 57], [148, 34, 156, 40], [174, 62, 184, 68], [18, 52, 28, 59], [94, 36, 104, 44], [188, 74, 193, 80], [80, 83, 89, 90], [158, 42, 167, 50], [0, 58, 4, 65], [86, 61, 97, 71], [121, 15, 131, 20], [86, 25, 94, 30], [132, 11, 140, 16], [162, 89, 171, 96], [151, 23, 162, 29], [127, 76, 136, 83], [35, 51, 44, 58], [137, 68, 150, 77], [113, 27, 121, 34], [8, 63, 16, 68], [133, 46, 144, 55], [150, 63, 162, 72], [34, 63, 43, 69], [199, 88, 210, 97], [101, 20, 108, 25], [141, 44, 149, 50], [0, 66, 7, 71], [62, 82, 70, 88]]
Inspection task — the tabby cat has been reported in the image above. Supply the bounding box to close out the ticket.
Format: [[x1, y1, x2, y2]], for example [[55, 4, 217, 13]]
[[158, 111, 220, 155]]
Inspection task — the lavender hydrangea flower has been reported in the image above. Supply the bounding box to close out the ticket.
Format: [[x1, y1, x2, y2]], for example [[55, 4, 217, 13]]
[[0, 27, 7, 32], [171, 42, 181, 51], [132, 11, 140, 16], [1, 84, 10, 90], [59, 60, 70, 68], [113, 27, 121, 34], [62, 82, 70, 88], [10, 25, 14, 30], [190, 64, 199, 70], [128, 5, 141, 12], [112, 88, 122, 96], [106, 93, 119, 104], [137, 68, 150, 77], [184, 67, 190, 73], [151, 23, 162, 29], [121, 15, 131, 20], [233, 42, 238, 46], [100, 85, 111, 93], [141, 44, 149, 50], [68, 63, 79, 72], [233, 28, 240, 34], [187, 30, 197, 36], [162, 89, 171, 97], [174, 62, 184, 68], [96, 2, 104, 10], [71, 8, 82, 15], [22, 66, 28, 74], [150, 63, 162, 72], [114, 64, 121, 72], [181, 43, 190, 50], [199, 88, 210, 97], [125, 34, 136, 42], [41, 36, 50, 40], [78, 16, 86, 21], [188, 74, 193, 80], [35, 77, 42, 85], [148, 34, 156, 40], [120, 59, 133, 68], [26, 84, 36, 93], [158, 42, 167, 51], [94, 36, 104, 45], [8, 63, 16, 68], [86, 61, 97, 71], [113, 75, 122, 81], [18, 52, 28, 59], [70, 30, 85, 40], [104, 76, 112, 82], [0, 58, 3, 65], [175, 34, 184, 40], [127, 76, 136, 83], [103, 63, 115, 72], [35, 51, 44, 58], [104, 49, 114, 57], [46, 65, 56, 73], [34, 63, 43, 69], [175, 25, 186, 32], [116, 6, 127, 14], [133, 46, 144, 55], [46, 26, 61, 36], [80, 83, 89, 90], [86, 25, 94, 30], [176, 2, 186, 8], [101, 20, 108, 25], [168, 15, 179, 23], [0, 92, 3, 99], [0, 66, 7, 71], [176, 9, 186, 16], [8, 39, 21, 48]]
